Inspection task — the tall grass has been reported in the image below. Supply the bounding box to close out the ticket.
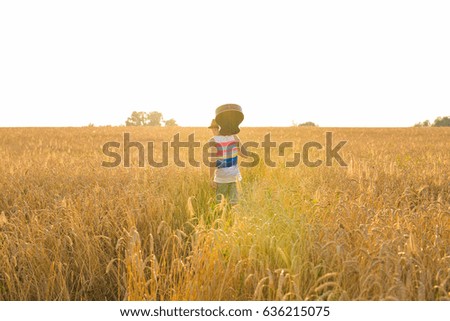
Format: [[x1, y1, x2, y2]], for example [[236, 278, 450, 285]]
[[0, 127, 449, 300]]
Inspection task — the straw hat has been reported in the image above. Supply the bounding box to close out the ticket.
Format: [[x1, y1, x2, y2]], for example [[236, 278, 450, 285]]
[[215, 103, 244, 135]]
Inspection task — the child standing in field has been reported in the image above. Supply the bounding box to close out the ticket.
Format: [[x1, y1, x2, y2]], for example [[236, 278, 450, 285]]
[[208, 104, 246, 205]]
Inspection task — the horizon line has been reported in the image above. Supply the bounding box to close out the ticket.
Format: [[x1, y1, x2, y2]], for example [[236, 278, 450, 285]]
[[0, 125, 444, 129]]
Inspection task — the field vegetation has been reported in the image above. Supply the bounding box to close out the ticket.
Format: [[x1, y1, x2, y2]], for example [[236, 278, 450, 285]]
[[0, 127, 449, 300]]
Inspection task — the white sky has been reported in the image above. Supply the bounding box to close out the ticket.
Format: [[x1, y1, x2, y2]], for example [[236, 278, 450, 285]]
[[0, 1, 449, 127]]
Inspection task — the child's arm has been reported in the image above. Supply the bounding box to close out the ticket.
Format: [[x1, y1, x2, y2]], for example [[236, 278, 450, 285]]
[[206, 138, 217, 188], [233, 135, 249, 158], [210, 165, 216, 187]]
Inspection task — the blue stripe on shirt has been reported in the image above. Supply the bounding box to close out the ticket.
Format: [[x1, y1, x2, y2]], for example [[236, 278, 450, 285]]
[[216, 156, 238, 168]]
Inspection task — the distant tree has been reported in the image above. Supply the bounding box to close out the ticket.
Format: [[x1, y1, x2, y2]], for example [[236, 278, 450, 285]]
[[147, 111, 163, 127], [164, 118, 178, 127], [298, 121, 318, 127], [414, 120, 431, 127], [433, 116, 450, 127], [125, 111, 148, 126], [414, 117, 450, 127], [125, 111, 166, 126]]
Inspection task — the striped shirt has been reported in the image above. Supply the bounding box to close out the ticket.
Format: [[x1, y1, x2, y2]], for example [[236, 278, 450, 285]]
[[212, 135, 242, 183]]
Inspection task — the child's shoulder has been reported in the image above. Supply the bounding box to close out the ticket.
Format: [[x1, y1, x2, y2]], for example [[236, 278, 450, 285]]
[[208, 136, 220, 144], [212, 135, 239, 143]]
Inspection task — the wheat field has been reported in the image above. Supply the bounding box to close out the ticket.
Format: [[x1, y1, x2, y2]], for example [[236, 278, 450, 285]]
[[0, 127, 449, 301]]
